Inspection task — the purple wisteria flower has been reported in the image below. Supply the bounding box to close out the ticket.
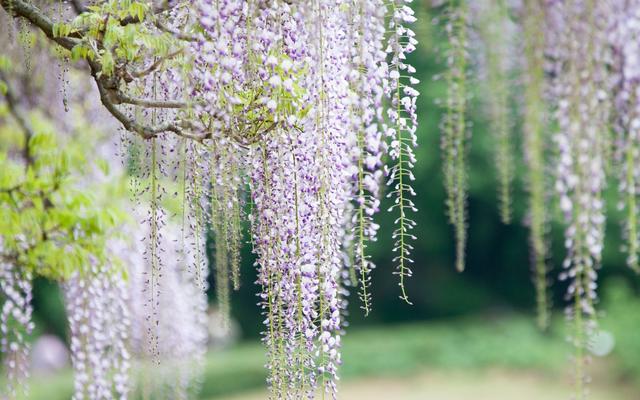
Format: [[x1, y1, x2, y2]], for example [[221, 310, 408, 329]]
[[190, 0, 420, 397], [0, 263, 34, 400]]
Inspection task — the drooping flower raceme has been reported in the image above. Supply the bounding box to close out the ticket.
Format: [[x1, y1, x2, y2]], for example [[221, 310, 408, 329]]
[[348, 0, 387, 315], [440, 0, 469, 273], [63, 267, 130, 400], [127, 215, 209, 399], [0, 262, 33, 400], [547, 0, 613, 395], [247, 2, 351, 396], [521, 0, 551, 331], [610, 0, 640, 273], [1, 0, 421, 398], [473, 0, 515, 225], [386, 0, 419, 300], [191, 0, 419, 397]]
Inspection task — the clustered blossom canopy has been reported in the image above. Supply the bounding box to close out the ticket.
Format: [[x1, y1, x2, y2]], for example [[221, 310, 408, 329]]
[[0, 0, 418, 398], [0, 0, 639, 399]]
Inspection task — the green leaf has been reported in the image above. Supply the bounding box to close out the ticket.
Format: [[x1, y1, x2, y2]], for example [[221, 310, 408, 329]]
[[71, 44, 95, 62], [0, 55, 12, 71], [101, 51, 115, 76], [96, 158, 110, 175]]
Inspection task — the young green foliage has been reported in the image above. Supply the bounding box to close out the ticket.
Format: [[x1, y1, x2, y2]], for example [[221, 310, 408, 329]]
[[0, 130, 123, 281]]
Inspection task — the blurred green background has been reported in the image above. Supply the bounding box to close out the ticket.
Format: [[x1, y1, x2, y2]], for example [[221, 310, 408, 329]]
[[21, 3, 640, 399]]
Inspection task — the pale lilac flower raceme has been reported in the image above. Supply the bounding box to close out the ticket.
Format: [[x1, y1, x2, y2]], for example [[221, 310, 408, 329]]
[[610, 1, 640, 272], [520, 0, 552, 330], [63, 267, 130, 400], [547, 1, 613, 395], [1, 2, 422, 399], [0, 263, 34, 400], [386, 0, 419, 301], [439, 0, 469, 273], [348, 0, 387, 313], [127, 216, 209, 399]]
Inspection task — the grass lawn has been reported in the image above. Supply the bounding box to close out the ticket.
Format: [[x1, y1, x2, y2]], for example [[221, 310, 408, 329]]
[[220, 368, 637, 400], [22, 314, 639, 399]]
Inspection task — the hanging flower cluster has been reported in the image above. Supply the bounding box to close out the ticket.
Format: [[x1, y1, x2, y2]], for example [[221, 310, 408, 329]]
[[349, 0, 386, 314], [386, 0, 420, 303], [610, 1, 640, 273], [547, 1, 612, 394], [63, 268, 131, 400], [473, 0, 515, 225], [0, 263, 33, 400], [521, 0, 551, 331], [187, 0, 419, 397], [127, 215, 209, 399], [451, 0, 640, 395], [440, 0, 470, 273]]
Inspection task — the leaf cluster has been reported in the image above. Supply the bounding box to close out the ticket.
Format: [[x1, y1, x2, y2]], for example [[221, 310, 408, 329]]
[[0, 129, 125, 281], [52, 0, 182, 78], [220, 52, 309, 145]]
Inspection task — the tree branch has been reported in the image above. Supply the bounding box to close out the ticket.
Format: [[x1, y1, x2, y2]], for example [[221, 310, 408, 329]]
[[70, 0, 86, 15], [119, 1, 177, 26], [155, 19, 197, 42], [132, 49, 184, 78], [93, 73, 177, 138], [0, 70, 36, 164], [0, 0, 79, 51], [112, 91, 187, 109], [90, 64, 208, 141], [1, 0, 214, 143]]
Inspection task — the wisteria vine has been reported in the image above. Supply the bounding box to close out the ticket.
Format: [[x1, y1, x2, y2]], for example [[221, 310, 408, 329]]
[[475, 0, 514, 225], [440, 0, 640, 396], [4, 0, 640, 399], [0, 264, 33, 400], [522, 0, 551, 331], [123, 0, 419, 397], [441, 0, 470, 273]]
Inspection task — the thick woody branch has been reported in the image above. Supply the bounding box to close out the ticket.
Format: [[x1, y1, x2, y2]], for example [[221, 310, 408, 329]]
[[1, 0, 214, 143], [112, 91, 187, 109], [0, 0, 79, 51], [90, 64, 208, 141], [94, 75, 178, 138], [0, 71, 36, 164]]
